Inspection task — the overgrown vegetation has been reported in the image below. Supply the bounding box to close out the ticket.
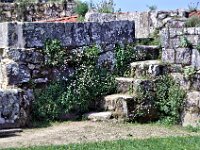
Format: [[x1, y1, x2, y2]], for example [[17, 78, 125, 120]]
[[33, 41, 117, 121], [33, 39, 139, 121], [155, 75, 186, 124], [146, 5, 157, 11], [34, 37, 186, 125], [88, 0, 120, 13], [74, 0, 89, 17], [179, 36, 193, 48], [114, 44, 136, 76], [185, 16, 200, 27], [96, 0, 115, 13], [43, 39, 66, 66], [183, 66, 196, 79]]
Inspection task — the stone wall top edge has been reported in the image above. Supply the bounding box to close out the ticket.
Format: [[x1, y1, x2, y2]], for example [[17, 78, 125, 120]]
[[0, 20, 134, 24], [0, 2, 75, 4]]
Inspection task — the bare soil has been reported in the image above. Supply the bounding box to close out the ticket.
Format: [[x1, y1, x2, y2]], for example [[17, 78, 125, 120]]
[[0, 121, 199, 149]]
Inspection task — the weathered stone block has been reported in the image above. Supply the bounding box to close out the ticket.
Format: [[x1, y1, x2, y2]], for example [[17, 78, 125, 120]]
[[86, 12, 147, 38], [175, 48, 192, 65], [160, 28, 170, 49], [135, 45, 160, 61], [89, 22, 102, 44], [0, 23, 9, 48], [131, 60, 164, 78], [162, 48, 175, 63], [170, 73, 190, 90], [0, 21, 135, 49], [0, 89, 20, 128], [5, 62, 31, 85], [161, 27, 200, 49], [191, 73, 200, 91], [85, 112, 112, 122], [85, 12, 116, 22], [103, 94, 135, 118], [167, 64, 182, 73], [157, 12, 168, 20], [191, 49, 200, 70], [0, 88, 34, 129], [182, 91, 200, 127], [4, 48, 44, 64], [115, 77, 135, 94]]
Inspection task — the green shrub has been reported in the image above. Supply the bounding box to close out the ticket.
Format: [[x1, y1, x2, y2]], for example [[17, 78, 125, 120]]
[[146, 5, 157, 11], [33, 82, 67, 121], [97, 0, 115, 13], [183, 66, 196, 79], [43, 39, 66, 66], [155, 75, 186, 124], [89, 0, 120, 13], [114, 44, 136, 76], [33, 45, 116, 121], [74, 0, 89, 17], [185, 16, 200, 27], [179, 36, 192, 48]]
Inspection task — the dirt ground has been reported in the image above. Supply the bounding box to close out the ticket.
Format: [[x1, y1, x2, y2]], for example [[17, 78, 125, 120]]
[[0, 121, 199, 149]]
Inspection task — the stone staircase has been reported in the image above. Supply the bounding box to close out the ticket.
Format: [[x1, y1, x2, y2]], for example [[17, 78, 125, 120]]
[[86, 45, 200, 127], [86, 45, 165, 122]]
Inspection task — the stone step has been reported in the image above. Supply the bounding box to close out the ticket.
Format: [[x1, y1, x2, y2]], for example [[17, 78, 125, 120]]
[[130, 60, 165, 78], [135, 45, 160, 61], [115, 77, 154, 94], [102, 94, 135, 118], [85, 112, 112, 122], [0, 128, 22, 136], [115, 77, 134, 94]]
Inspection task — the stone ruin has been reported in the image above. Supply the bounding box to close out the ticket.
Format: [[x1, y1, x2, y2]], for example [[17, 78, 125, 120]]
[[0, 20, 135, 129], [0, 6, 200, 129], [0, 1, 76, 22]]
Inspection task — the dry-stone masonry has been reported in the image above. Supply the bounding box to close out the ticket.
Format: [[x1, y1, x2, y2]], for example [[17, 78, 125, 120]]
[[0, 20, 135, 129], [0, 2, 76, 22], [161, 27, 200, 127], [161, 27, 200, 68], [0, 21, 134, 48], [85, 10, 188, 38]]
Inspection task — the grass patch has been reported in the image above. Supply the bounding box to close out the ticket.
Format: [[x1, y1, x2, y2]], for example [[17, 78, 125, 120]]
[[6, 136, 200, 150], [185, 125, 200, 133]]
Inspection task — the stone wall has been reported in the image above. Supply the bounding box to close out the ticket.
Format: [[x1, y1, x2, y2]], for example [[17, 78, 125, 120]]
[[0, 20, 135, 129], [161, 27, 200, 69], [161, 27, 200, 127], [85, 10, 187, 38], [0, 2, 76, 22], [0, 21, 135, 48]]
